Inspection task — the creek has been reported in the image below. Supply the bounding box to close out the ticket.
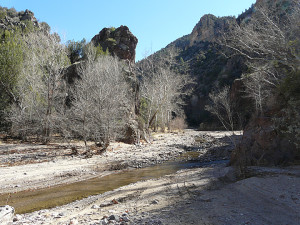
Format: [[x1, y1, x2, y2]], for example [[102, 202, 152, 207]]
[[0, 152, 227, 214]]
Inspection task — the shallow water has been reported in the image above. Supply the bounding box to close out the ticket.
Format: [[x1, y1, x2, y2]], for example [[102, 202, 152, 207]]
[[0, 158, 226, 214]]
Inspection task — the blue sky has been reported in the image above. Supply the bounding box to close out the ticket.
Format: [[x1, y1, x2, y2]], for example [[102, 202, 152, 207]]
[[1, 0, 256, 61]]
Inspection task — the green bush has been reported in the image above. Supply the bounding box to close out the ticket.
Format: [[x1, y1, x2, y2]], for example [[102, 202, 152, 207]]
[[274, 70, 300, 152], [0, 30, 24, 129], [7, 7, 17, 18], [66, 39, 86, 63], [109, 26, 116, 32], [279, 70, 300, 99], [40, 22, 50, 33], [0, 9, 7, 20], [106, 38, 117, 46]]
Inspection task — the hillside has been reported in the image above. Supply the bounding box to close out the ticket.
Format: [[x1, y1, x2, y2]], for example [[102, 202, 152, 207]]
[[138, 0, 300, 167], [147, 15, 247, 126], [145, 0, 298, 128]]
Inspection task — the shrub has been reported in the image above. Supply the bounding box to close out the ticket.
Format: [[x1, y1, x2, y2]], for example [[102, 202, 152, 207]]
[[0, 9, 7, 20], [106, 38, 117, 46], [7, 7, 17, 18], [109, 27, 116, 32], [168, 117, 187, 132]]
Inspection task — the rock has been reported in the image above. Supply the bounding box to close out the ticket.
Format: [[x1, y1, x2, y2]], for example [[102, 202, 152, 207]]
[[122, 119, 139, 144], [109, 214, 119, 221], [0, 205, 15, 225], [100, 218, 109, 225], [69, 218, 78, 225], [199, 197, 212, 202], [20, 9, 37, 23], [91, 204, 100, 209], [230, 106, 298, 168], [151, 199, 159, 204], [223, 167, 237, 182], [190, 14, 236, 45], [0, 9, 39, 31], [100, 202, 113, 208], [121, 216, 130, 222], [63, 62, 82, 84], [91, 26, 138, 62]]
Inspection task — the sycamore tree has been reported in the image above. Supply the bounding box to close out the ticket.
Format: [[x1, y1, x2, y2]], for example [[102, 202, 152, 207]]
[[137, 49, 192, 132], [66, 38, 86, 64], [8, 31, 69, 142], [61, 44, 130, 150], [207, 0, 299, 130], [222, 0, 300, 113], [0, 30, 24, 128]]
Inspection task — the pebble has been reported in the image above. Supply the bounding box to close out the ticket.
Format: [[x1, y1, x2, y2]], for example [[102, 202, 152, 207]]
[[109, 214, 119, 221], [92, 204, 100, 209], [151, 199, 159, 204], [100, 218, 109, 225], [69, 218, 79, 225], [121, 216, 130, 222]]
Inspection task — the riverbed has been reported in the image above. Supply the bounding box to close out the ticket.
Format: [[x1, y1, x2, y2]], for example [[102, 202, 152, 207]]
[[0, 130, 234, 213], [1, 130, 299, 225]]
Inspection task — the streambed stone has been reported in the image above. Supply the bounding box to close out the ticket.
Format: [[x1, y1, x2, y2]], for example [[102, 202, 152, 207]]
[[0, 205, 15, 225]]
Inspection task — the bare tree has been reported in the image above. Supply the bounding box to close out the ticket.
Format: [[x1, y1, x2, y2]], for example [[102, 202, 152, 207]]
[[205, 86, 238, 146], [62, 45, 130, 150], [222, 0, 300, 113], [137, 50, 192, 132], [8, 32, 68, 142]]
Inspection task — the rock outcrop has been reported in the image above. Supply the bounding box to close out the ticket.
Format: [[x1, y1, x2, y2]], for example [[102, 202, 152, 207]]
[[230, 110, 298, 167], [91, 26, 139, 143], [189, 14, 236, 45], [20, 9, 36, 22], [0, 8, 39, 31], [142, 11, 247, 126], [0, 205, 14, 225], [91, 26, 138, 62]]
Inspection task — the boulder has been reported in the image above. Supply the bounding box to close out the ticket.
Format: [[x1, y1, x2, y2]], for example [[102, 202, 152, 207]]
[[91, 26, 138, 62], [230, 109, 298, 167], [63, 61, 82, 84], [122, 119, 140, 144], [20, 9, 36, 22], [0, 205, 15, 225]]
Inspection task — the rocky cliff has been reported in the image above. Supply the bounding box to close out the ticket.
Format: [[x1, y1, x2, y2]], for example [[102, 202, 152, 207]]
[[91, 26, 138, 62], [0, 8, 48, 32], [147, 13, 246, 126], [144, 0, 297, 127], [189, 14, 236, 45]]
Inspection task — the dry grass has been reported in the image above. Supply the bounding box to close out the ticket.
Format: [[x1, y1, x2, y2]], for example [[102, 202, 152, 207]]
[[168, 117, 188, 132]]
